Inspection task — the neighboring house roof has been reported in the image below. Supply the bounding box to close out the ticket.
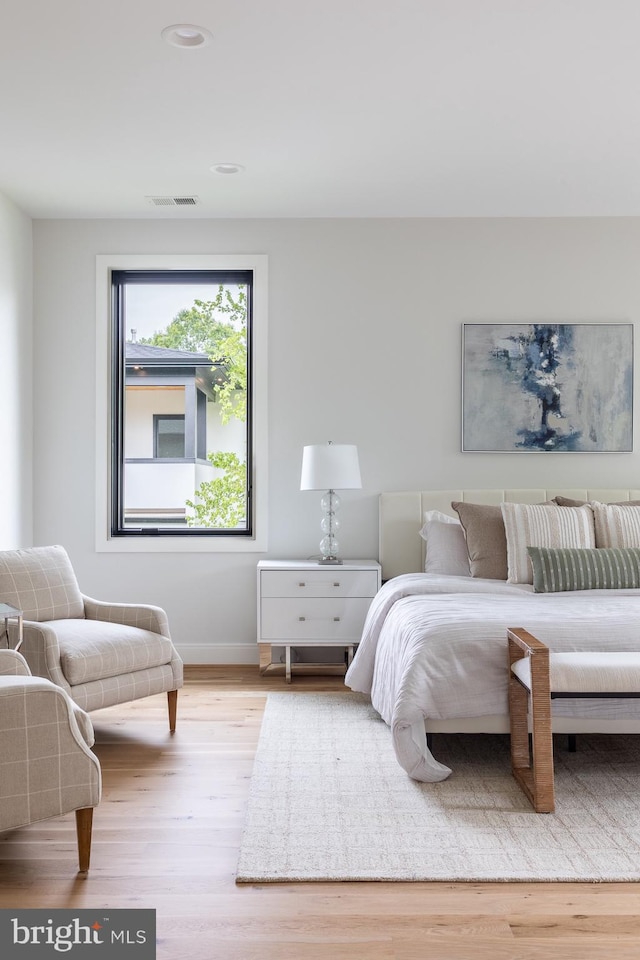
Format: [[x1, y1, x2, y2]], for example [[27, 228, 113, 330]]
[[125, 342, 213, 364], [125, 341, 226, 398]]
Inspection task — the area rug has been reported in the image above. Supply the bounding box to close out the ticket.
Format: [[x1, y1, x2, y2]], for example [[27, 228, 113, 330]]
[[236, 693, 640, 883]]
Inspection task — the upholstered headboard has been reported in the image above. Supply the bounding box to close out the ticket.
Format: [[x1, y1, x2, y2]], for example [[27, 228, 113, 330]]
[[379, 488, 640, 581]]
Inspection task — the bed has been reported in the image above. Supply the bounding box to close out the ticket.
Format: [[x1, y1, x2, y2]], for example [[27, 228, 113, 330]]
[[345, 488, 640, 781]]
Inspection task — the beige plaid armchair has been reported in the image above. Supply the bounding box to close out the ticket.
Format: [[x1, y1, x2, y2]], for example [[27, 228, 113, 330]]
[[0, 648, 101, 872], [0, 545, 183, 730]]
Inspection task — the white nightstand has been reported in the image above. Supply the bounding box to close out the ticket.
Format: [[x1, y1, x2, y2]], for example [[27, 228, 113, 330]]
[[257, 559, 381, 683]]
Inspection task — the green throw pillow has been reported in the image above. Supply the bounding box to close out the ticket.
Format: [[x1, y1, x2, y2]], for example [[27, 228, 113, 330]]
[[527, 546, 640, 593]]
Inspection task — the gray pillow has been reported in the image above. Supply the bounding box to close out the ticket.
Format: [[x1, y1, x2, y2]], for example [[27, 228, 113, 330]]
[[527, 545, 640, 593], [451, 502, 508, 580]]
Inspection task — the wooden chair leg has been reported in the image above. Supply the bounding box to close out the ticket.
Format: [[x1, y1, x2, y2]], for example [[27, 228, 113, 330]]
[[75, 807, 94, 873], [167, 689, 178, 733]]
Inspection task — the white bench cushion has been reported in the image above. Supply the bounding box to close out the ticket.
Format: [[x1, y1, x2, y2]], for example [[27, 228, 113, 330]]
[[512, 652, 640, 694]]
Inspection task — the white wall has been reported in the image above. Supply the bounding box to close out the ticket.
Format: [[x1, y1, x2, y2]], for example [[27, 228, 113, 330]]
[[206, 399, 245, 454], [0, 192, 32, 548], [32, 217, 640, 661], [125, 386, 185, 458]]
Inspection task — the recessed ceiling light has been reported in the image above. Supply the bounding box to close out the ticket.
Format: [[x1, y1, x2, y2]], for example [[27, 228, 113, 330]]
[[161, 23, 213, 48], [210, 163, 245, 175]]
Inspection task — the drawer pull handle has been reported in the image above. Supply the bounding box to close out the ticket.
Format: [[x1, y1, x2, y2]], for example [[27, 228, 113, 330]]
[[298, 616, 306, 621], [333, 582, 340, 587], [333, 616, 341, 622], [298, 582, 306, 587]]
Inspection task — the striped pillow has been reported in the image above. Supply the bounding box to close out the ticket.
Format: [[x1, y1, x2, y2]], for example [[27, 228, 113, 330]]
[[527, 546, 640, 593], [591, 501, 640, 548], [500, 502, 595, 584]]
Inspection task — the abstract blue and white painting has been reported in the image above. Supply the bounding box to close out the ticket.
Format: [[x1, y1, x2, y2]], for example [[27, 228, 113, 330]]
[[462, 323, 633, 452]]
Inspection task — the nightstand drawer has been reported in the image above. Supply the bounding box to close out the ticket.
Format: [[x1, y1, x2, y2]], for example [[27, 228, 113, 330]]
[[260, 597, 372, 640], [260, 569, 379, 599]]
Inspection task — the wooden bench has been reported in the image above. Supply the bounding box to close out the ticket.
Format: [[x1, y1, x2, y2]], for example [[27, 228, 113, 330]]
[[507, 627, 640, 813]]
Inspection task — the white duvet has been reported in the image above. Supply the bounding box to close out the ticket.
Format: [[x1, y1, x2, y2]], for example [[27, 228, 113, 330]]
[[345, 573, 640, 782]]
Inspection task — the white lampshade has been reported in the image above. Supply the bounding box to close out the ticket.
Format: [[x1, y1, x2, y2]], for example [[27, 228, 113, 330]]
[[300, 443, 362, 491]]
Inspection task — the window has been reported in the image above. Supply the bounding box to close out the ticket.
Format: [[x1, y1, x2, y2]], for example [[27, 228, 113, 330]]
[[154, 415, 185, 459], [96, 255, 268, 551]]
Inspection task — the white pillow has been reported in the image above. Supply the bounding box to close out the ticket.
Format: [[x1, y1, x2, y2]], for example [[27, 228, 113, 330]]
[[419, 510, 470, 577], [592, 501, 640, 548], [500, 502, 595, 584]]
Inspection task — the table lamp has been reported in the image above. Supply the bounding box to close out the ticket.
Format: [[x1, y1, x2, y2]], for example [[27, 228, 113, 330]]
[[300, 441, 362, 564]]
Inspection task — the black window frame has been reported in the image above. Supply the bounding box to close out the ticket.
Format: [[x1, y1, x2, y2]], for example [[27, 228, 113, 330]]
[[110, 268, 254, 538], [153, 414, 186, 459]]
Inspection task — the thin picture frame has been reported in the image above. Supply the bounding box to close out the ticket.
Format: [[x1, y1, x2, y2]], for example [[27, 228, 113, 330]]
[[462, 322, 633, 453]]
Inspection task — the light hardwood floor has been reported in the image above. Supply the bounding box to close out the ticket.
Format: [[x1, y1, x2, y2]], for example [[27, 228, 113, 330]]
[[1, 666, 639, 959]]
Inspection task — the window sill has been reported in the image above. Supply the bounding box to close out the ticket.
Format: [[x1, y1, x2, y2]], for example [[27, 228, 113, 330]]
[[95, 532, 267, 553]]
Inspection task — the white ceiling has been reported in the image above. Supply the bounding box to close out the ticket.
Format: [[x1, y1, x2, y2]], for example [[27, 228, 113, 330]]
[[3, 0, 640, 219]]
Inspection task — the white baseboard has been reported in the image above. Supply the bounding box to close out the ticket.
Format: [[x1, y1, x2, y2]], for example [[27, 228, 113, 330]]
[[176, 643, 259, 665]]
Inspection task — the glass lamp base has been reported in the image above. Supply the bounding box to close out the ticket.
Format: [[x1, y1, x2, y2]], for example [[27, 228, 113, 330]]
[[318, 492, 342, 565]]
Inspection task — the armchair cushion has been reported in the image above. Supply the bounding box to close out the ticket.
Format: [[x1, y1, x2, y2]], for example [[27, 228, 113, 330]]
[[54, 619, 176, 685], [0, 545, 84, 622]]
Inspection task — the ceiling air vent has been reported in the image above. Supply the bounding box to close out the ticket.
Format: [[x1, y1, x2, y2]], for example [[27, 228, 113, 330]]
[[146, 196, 200, 207]]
